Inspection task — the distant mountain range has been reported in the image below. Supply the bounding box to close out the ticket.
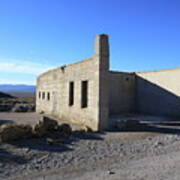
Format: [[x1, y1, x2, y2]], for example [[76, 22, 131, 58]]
[[0, 84, 36, 92], [0, 84, 36, 97]]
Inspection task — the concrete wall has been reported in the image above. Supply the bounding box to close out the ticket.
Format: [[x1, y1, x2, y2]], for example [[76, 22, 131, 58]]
[[109, 71, 135, 115], [36, 34, 109, 131], [36, 33, 180, 129], [136, 68, 180, 118]]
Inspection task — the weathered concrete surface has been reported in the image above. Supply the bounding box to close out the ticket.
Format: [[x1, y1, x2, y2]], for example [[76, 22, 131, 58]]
[[96, 34, 109, 130], [109, 71, 135, 115], [136, 68, 180, 118]]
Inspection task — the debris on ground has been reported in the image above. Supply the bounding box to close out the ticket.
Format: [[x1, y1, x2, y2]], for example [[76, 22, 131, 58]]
[[0, 123, 32, 142]]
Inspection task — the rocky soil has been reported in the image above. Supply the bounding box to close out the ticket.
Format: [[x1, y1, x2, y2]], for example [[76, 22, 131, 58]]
[[1, 130, 180, 179], [1, 113, 180, 180]]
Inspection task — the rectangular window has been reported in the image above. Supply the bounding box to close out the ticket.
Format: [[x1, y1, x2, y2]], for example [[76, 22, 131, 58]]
[[39, 92, 41, 99], [42, 92, 45, 99], [47, 92, 50, 101], [81, 81, 88, 108], [69, 82, 74, 106]]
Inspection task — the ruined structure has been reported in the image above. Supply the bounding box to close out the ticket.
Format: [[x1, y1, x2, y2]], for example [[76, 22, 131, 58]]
[[36, 34, 180, 131]]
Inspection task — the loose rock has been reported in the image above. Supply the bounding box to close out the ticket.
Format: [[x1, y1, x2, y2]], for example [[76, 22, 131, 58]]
[[0, 123, 32, 142], [33, 116, 58, 137], [57, 123, 72, 137]]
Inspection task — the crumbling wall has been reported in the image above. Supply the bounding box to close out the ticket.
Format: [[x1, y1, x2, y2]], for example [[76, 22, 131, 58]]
[[136, 68, 180, 118], [36, 34, 109, 131], [36, 57, 100, 130], [109, 71, 135, 115]]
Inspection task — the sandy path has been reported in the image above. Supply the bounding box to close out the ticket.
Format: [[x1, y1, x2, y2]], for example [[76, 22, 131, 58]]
[[0, 112, 42, 125]]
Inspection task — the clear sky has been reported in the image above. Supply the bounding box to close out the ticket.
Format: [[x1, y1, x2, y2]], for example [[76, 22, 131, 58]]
[[0, 0, 180, 85]]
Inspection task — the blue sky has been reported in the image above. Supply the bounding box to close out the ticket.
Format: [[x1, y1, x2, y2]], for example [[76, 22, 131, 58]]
[[0, 0, 180, 85]]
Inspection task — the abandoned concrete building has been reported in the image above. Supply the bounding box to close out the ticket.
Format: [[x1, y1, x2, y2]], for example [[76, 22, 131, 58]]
[[36, 34, 180, 131]]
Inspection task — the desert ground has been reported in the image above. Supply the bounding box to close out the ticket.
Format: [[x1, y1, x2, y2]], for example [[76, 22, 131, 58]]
[[1, 113, 180, 180]]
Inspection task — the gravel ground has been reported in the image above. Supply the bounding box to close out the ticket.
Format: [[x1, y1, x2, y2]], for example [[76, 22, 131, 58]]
[[1, 132, 180, 180], [1, 113, 180, 180]]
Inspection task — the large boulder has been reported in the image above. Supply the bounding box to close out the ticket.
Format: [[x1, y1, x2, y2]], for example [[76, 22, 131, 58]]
[[33, 116, 58, 137], [0, 123, 32, 142], [45, 124, 72, 145], [57, 123, 72, 137]]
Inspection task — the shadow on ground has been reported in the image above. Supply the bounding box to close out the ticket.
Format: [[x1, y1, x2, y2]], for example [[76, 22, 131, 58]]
[[0, 132, 104, 165], [10, 132, 103, 152], [0, 148, 28, 164], [110, 121, 180, 135]]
